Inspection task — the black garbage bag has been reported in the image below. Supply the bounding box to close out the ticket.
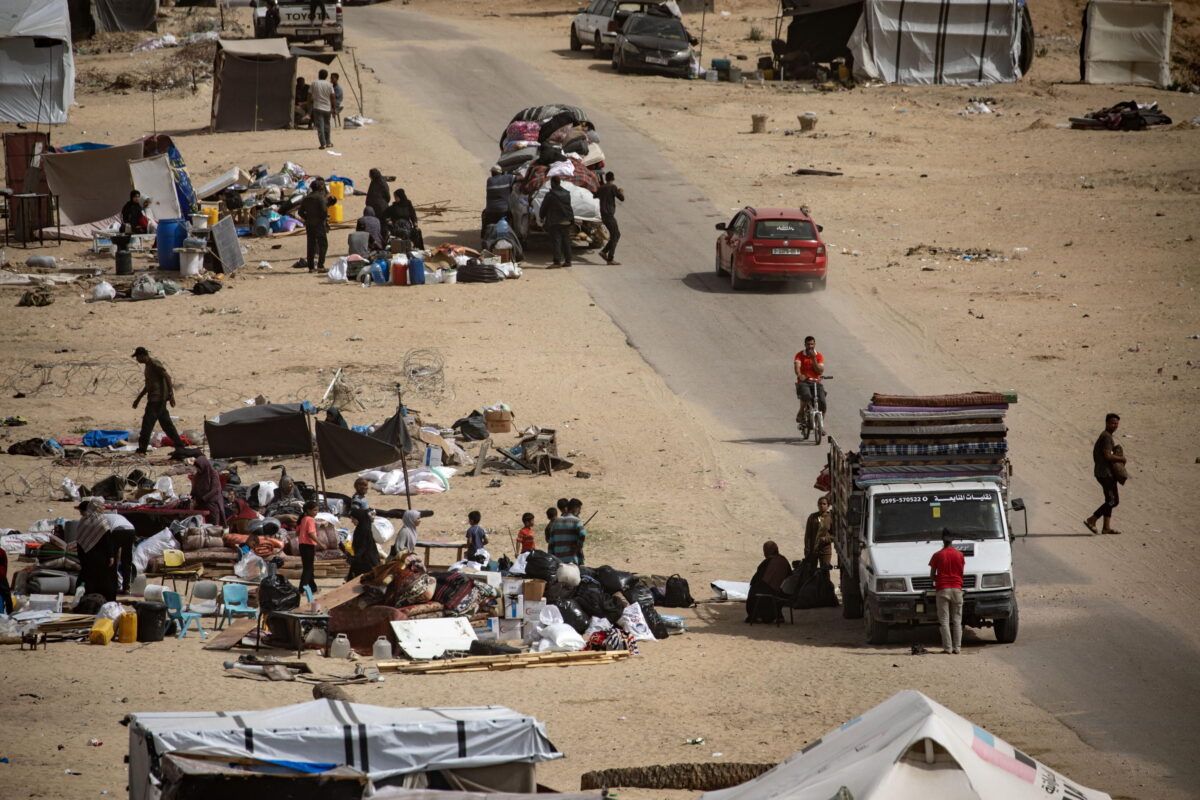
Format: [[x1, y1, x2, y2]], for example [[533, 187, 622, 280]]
[[596, 565, 638, 595], [452, 411, 489, 441], [554, 597, 590, 633], [575, 584, 625, 624], [623, 582, 669, 640], [795, 566, 839, 609], [259, 572, 300, 614], [544, 579, 574, 607], [524, 550, 561, 583]]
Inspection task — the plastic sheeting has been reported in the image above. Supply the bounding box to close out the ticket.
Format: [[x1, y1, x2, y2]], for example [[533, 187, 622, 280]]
[[128, 153, 181, 222], [849, 0, 1024, 85], [127, 700, 563, 800], [1081, 0, 1172, 87], [42, 142, 142, 226], [0, 0, 75, 124], [91, 0, 159, 33], [204, 403, 311, 460]]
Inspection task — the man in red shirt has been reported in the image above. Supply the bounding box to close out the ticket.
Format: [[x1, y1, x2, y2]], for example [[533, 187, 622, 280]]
[[928, 531, 965, 654], [794, 335, 826, 421]]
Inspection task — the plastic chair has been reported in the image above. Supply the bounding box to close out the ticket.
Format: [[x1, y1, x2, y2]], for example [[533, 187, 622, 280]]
[[163, 590, 207, 639], [188, 581, 220, 621], [218, 583, 258, 631]]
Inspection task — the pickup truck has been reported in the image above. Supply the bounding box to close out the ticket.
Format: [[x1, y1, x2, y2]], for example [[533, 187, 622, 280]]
[[827, 391, 1022, 645], [252, 1, 344, 50]]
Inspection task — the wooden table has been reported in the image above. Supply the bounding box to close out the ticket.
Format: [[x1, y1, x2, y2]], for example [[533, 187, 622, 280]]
[[416, 540, 466, 568]]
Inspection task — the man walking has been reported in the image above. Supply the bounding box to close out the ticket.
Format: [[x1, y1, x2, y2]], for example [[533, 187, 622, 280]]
[[929, 531, 965, 654], [299, 178, 331, 272], [546, 498, 587, 565], [538, 176, 574, 268], [131, 347, 182, 455], [1085, 413, 1125, 535], [309, 69, 335, 150], [597, 171, 624, 265]]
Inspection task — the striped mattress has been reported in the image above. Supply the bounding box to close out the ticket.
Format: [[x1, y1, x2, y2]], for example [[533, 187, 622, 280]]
[[871, 392, 1016, 407]]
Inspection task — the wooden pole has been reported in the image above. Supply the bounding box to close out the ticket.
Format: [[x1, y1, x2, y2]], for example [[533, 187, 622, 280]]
[[395, 385, 412, 511], [698, 3, 708, 69], [350, 48, 364, 116], [307, 413, 323, 509]]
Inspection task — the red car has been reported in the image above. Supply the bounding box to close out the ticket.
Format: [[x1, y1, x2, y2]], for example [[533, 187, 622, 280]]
[[715, 207, 827, 290]]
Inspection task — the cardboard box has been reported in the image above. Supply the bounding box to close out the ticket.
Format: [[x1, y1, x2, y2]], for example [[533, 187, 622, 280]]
[[522, 600, 546, 624], [502, 577, 524, 596], [504, 594, 524, 619], [484, 409, 513, 434], [474, 618, 499, 641], [466, 570, 502, 590], [523, 578, 546, 602], [498, 618, 523, 640]]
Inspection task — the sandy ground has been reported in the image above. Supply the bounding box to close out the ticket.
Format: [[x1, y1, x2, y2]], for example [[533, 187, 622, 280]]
[[0, 1, 1197, 799]]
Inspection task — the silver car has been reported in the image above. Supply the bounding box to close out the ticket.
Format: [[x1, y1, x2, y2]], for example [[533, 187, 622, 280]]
[[570, 0, 679, 56]]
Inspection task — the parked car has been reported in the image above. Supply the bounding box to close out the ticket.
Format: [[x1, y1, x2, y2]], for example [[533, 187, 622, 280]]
[[252, 0, 344, 50], [611, 13, 695, 77], [715, 207, 828, 290], [570, 1, 679, 56]]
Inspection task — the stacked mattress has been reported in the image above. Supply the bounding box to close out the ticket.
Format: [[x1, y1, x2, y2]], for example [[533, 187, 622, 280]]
[[856, 392, 1015, 486]]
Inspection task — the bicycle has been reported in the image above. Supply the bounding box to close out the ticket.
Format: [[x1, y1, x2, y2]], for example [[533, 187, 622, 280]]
[[795, 376, 831, 445]]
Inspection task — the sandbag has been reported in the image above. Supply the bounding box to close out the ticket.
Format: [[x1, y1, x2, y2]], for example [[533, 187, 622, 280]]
[[554, 597, 590, 634], [623, 582, 669, 640], [524, 549, 561, 583], [596, 565, 638, 595]]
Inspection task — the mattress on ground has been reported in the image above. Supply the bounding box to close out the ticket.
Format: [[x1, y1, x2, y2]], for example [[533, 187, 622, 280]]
[[871, 392, 1015, 407]]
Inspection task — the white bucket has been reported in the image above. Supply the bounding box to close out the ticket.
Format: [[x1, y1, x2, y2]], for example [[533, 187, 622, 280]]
[[442, 269, 457, 285], [176, 248, 205, 276], [191, 213, 209, 231]]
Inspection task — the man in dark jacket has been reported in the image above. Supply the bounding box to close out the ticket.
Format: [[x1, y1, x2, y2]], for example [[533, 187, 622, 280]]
[[538, 176, 575, 267], [299, 179, 331, 273], [481, 166, 516, 236], [596, 171, 624, 265]]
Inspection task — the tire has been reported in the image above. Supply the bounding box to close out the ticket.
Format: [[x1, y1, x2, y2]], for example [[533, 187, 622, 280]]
[[841, 569, 864, 619], [729, 258, 745, 290], [715, 249, 728, 276], [994, 599, 1019, 644], [329, 37, 343, 52], [816, 275, 828, 291], [797, 408, 811, 439], [570, 25, 582, 51], [865, 605, 890, 644], [594, 32, 607, 58], [814, 412, 824, 446], [616, 53, 629, 74]]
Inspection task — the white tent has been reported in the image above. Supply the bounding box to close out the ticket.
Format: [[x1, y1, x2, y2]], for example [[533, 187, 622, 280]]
[[1081, 0, 1172, 87], [848, 0, 1027, 85], [128, 700, 563, 800], [699, 691, 1112, 800], [0, 0, 75, 123]]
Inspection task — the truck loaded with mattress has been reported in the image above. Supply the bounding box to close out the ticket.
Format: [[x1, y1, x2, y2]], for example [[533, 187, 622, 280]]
[[825, 391, 1022, 645]]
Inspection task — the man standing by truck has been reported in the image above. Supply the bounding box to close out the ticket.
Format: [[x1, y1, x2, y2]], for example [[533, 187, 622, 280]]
[[929, 531, 965, 654], [1085, 412, 1125, 535]]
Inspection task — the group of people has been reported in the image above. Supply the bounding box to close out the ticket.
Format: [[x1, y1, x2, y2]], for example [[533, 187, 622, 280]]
[[745, 494, 833, 623], [360, 168, 424, 249], [532, 172, 624, 268]]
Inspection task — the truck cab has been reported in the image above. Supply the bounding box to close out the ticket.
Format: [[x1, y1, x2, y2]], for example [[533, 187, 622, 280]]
[[857, 482, 1017, 644]]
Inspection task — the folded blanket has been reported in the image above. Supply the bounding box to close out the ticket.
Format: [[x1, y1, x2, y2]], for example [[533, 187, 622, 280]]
[[867, 404, 1008, 414], [858, 423, 1007, 436], [871, 392, 1015, 407]]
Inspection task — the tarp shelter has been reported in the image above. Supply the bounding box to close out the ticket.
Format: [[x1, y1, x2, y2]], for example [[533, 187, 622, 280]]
[[127, 700, 564, 800], [41, 141, 143, 225], [1081, 0, 1172, 87], [848, 0, 1032, 84], [699, 690, 1112, 800], [204, 403, 312, 460], [211, 38, 296, 133], [0, 0, 75, 124], [316, 419, 403, 479], [91, 0, 158, 33]]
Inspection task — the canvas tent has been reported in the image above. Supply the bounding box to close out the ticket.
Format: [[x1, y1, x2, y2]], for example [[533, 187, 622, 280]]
[[699, 690, 1111, 800], [0, 0, 75, 124], [211, 38, 297, 133], [127, 700, 563, 800], [1081, 0, 1172, 87]]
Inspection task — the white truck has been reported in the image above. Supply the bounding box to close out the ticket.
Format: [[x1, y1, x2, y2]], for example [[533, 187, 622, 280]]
[[252, 1, 344, 50], [827, 393, 1022, 645]]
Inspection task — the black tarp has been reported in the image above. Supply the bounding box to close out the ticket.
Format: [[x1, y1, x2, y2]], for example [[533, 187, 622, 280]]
[[315, 421, 402, 480], [92, 0, 158, 33], [370, 409, 414, 455], [204, 403, 311, 459], [784, 1, 864, 64]]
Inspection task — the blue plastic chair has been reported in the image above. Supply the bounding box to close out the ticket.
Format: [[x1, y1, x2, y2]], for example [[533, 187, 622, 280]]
[[163, 590, 207, 639], [218, 583, 258, 631]]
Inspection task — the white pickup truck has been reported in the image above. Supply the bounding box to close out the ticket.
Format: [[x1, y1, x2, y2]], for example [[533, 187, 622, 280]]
[[252, 1, 344, 50]]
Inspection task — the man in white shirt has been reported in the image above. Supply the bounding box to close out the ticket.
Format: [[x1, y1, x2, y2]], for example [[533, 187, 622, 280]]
[[309, 69, 335, 149]]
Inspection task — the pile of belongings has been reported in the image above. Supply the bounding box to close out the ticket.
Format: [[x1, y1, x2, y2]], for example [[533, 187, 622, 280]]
[[326, 556, 502, 653], [139, 512, 346, 576], [853, 391, 1016, 486], [1070, 100, 1172, 131]]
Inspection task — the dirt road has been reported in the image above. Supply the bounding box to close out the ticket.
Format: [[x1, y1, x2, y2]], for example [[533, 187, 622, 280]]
[[351, 6, 1199, 792]]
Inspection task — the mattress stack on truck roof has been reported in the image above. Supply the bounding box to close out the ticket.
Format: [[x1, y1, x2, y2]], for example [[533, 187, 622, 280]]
[[854, 391, 1017, 487]]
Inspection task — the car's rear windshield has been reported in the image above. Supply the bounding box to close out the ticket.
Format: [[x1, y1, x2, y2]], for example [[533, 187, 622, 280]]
[[627, 17, 686, 39], [754, 219, 816, 240]]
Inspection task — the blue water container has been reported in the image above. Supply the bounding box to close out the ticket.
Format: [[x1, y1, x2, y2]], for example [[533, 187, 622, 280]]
[[156, 219, 187, 270], [408, 255, 426, 285], [370, 259, 389, 285]]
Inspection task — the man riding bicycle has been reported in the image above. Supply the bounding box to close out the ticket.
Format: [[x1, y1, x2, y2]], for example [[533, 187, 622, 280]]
[[794, 335, 826, 423]]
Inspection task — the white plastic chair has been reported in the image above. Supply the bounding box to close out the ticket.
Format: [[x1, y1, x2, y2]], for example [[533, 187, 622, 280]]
[[188, 580, 220, 623]]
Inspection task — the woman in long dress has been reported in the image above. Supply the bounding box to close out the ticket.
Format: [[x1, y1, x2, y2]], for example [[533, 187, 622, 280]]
[[75, 500, 118, 602]]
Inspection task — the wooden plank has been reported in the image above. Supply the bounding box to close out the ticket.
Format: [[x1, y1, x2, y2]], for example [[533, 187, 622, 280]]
[[472, 439, 490, 477], [201, 616, 257, 651]]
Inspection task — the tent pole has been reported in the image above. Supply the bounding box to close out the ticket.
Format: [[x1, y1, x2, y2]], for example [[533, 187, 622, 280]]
[[395, 385, 412, 511], [34, 76, 46, 137], [307, 412, 324, 510], [336, 54, 363, 118], [350, 49, 364, 116], [698, 4, 708, 70]]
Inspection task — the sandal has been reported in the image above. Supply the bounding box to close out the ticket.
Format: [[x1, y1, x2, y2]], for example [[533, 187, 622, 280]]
[[1083, 519, 1098, 534]]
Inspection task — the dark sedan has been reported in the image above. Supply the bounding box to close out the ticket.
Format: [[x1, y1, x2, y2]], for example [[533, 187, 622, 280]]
[[611, 13, 695, 78]]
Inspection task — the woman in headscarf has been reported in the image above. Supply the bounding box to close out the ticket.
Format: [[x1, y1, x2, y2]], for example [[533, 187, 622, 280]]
[[356, 206, 384, 250], [225, 487, 261, 534], [746, 540, 791, 624], [396, 509, 421, 556], [74, 499, 118, 602], [383, 188, 424, 249], [365, 168, 391, 218], [346, 501, 380, 580], [190, 455, 227, 528]]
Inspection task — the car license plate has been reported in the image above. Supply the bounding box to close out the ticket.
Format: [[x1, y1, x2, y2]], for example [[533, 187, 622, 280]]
[[772, 247, 803, 255], [915, 602, 925, 613], [296, 28, 320, 36], [645, 56, 668, 65]]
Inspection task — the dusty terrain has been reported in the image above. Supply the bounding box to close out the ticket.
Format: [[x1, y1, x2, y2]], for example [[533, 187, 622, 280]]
[[0, 1, 1198, 799]]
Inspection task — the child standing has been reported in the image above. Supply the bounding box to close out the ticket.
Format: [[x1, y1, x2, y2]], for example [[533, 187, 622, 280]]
[[296, 500, 320, 596], [543, 507, 558, 546], [517, 513, 536, 554], [465, 510, 488, 562]]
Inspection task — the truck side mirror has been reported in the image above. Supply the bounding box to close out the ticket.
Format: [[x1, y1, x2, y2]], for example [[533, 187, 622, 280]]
[[1009, 498, 1025, 511], [1008, 497, 1027, 539]]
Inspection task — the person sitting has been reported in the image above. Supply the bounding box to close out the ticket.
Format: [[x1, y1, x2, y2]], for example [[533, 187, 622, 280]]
[[225, 487, 261, 535], [120, 190, 150, 234], [267, 475, 304, 518], [356, 206, 384, 251], [746, 540, 791, 624], [383, 188, 424, 249], [294, 77, 311, 128]]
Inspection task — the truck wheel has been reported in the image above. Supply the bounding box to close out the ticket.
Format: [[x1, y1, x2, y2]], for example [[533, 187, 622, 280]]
[[330, 37, 343, 51], [570, 25, 582, 51], [840, 569, 864, 619], [994, 600, 1019, 644], [865, 608, 889, 644]]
